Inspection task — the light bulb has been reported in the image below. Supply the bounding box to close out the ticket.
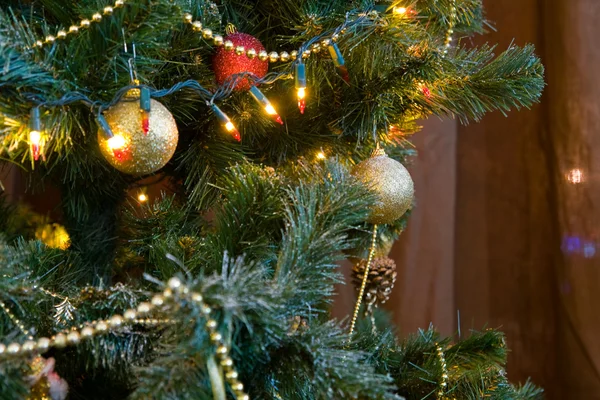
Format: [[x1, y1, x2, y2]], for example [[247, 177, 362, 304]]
[[29, 108, 43, 161], [265, 104, 283, 124], [316, 151, 326, 160], [211, 104, 241, 141], [297, 87, 306, 114], [248, 86, 284, 125], [265, 104, 277, 115], [225, 121, 241, 141], [394, 6, 407, 15], [29, 131, 41, 146], [297, 87, 306, 100], [29, 130, 42, 161], [138, 193, 148, 202], [295, 62, 307, 114], [107, 134, 126, 150]]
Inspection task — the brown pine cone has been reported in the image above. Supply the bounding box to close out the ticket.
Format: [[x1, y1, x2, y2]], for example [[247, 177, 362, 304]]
[[351, 256, 397, 308]]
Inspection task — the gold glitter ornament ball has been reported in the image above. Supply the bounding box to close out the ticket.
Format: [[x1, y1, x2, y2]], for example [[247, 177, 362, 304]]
[[352, 149, 414, 224], [97, 99, 178, 175]]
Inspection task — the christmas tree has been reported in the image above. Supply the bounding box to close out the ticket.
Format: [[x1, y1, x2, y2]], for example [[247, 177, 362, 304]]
[[0, 0, 545, 399]]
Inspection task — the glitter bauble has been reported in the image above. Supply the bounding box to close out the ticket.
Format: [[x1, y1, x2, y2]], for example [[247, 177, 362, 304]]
[[212, 32, 268, 91], [352, 149, 414, 224], [97, 99, 178, 175]]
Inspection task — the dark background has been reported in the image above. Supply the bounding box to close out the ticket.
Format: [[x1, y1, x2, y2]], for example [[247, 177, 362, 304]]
[[3, 1, 600, 398]]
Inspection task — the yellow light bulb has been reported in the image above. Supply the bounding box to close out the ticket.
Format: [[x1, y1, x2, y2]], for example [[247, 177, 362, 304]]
[[297, 87, 306, 100], [138, 193, 148, 202], [316, 151, 326, 160], [394, 6, 407, 15], [107, 134, 126, 150], [29, 131, 41, 145], [265, 104, 277, 115], [225, 121, 235, 132]]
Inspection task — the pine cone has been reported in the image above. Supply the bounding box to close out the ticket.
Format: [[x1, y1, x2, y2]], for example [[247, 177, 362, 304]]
[[351, 257, 397, 308]]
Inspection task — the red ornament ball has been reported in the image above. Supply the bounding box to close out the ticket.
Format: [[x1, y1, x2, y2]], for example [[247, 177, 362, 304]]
[[213, 33, 269, 91]]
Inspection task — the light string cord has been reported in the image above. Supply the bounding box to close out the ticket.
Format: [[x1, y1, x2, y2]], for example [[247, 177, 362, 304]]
[[18, 6, 377, 131], [295, 10, 365, 64], [209, 71, 292, 105]]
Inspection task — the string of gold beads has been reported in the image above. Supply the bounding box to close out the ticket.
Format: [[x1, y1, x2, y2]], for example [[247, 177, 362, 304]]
[[442, 0, 457, 55], [0, 277, 249, 400], [164, 277, 250, 400], [0, 300, 34, 340], [182, 13, 335, 64], [37, 286, 67, 300], [33, 0, 127, 49], [33, 0, 335, 70], [347, 224, 379, 339], [436, 343, 450, 399]]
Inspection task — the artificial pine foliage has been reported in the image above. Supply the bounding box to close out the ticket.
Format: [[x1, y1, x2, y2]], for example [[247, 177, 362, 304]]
[[0, 0, 544, 399]]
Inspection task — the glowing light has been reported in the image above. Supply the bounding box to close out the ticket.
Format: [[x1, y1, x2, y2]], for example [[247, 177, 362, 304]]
[[211, 104, 241, 142], [394, 6, 408, 15], [295, 61, 307, 114], [420, 84, 432, 99], [297, 87, 306, 114], [265, 104, 277, 115], [29, 108, 43, 161], [142, 112, 150, 135], [316, 151, 326, 160], [35, 223, 70, 250], [225, 121, 241, 141], [584, 242, 596, 258], [29, 131, 41, 146], [567, 168, 583, 184], [297, 87, 306, 100], [265, 104, 284, 125], [138, 193, 148, 202], [107, 134, 126, 150], [248, 86, 284, 125], [29, 130, 42, 161], [562, 235, 598, 259]]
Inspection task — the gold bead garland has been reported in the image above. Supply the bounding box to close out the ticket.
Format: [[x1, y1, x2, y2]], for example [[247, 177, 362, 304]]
[[182, 14, 338, 65], [442, 0, 457, 56], [30, 0, 408, 73], [33, 0, 332, 68], [348, 224, 378, 339], [33, 0, 128, 49], [32, 0, 351, 74], [436, 343, 450, 399], [0, 300, 34, 340], [0, 277, 249, 400]]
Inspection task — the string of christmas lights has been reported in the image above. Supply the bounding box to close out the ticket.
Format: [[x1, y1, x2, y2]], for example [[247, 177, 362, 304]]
[[19, 2, 458, 168], [22, 14, 359, 154]]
